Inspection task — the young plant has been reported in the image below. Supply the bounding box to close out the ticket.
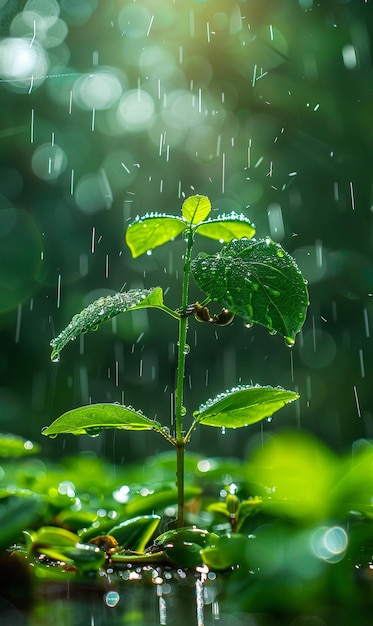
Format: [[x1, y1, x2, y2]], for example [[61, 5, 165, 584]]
[[42, 194, 309, 528]]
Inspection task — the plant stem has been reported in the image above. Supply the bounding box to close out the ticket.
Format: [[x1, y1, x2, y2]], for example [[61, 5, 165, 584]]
[[175, 228, 194, 527]]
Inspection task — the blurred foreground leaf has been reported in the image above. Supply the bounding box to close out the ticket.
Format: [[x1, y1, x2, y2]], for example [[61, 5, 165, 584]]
[[0, 492, 46, 550], [0, 434, 40, 457]]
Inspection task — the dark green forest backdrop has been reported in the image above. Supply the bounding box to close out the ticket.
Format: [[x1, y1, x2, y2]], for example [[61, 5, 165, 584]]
[[1, 0, 373, 461]]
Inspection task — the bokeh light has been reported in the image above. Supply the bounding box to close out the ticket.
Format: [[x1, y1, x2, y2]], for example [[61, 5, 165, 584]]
[[73, 69, 124, 111], [0, 37, 49, 92], [31, 143, 67, 180], [116, 89, 155, 133], [310, 525, 348, 563], [75, 171, 113, 214]]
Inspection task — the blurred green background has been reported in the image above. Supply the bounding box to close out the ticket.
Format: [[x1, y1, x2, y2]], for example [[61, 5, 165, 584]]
[[0, 0, 372, 461]]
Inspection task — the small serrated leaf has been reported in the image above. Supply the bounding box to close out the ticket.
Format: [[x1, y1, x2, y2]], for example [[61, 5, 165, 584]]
[[125, 214, 186, 258], [42, 403, 162, 437], [50, 287, 164, 361], [181, 195, 211, 225], [194, 385, 299, 428], [191, 237, 309, 344], [195, 212, 255, 242]]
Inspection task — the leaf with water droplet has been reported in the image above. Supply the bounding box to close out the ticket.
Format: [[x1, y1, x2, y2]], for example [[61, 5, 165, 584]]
[[107, 514, 161, 552], [41, 403, 163, 438], [181, 194, 211, 225], [191, 237, 309, 343], [125, 213, 186, 258], [194, 385, 299, 428], [50, 287, 165, 361], [195, 212, 255, 242]]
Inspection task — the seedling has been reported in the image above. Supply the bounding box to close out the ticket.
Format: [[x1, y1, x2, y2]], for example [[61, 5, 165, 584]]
[[43, 194, 309, 528]]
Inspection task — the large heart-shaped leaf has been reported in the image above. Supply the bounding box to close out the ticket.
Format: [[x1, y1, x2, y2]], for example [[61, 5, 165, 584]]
[[191, 237, 309, 344], [42, 403, 162, 437], [194, 385, 299, 428], [50, 287, 165, 362], [195, 212, 255, 242], [125, 213, 186, 258]]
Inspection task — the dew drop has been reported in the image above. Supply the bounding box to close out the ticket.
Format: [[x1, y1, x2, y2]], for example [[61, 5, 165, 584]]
[[285, 336, 295, 348], [85, 427, 103, 438], [244, 321, 254, 329], [180, 406, 187, 416], [104, 591, 120, 608], [51, 353, 60, 363], [146, 249, 153, 256], [221, 426, 226, 435]]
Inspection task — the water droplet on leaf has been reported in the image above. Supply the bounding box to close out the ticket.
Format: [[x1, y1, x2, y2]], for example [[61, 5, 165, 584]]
[[85, 427, 103, 438]]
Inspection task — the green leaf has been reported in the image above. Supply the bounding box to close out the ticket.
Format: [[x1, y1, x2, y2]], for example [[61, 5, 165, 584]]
[[201, 534, 252, 570], [0, 492, 46, 551], [191, 237, 309, 344], [0, 433, 40, 457], [108, 515, 161, 552], [50, 287, 164, 362], [125, 485, 201, 517], [194, 385, 299, 428], [181, 194, 211, 225], [125, 213, 186, 258], [195, 212, 255, 242], [41, 403, 162, 438]]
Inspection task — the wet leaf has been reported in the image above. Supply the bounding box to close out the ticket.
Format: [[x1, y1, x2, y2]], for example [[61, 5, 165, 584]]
[[0, 492, 46, 551], [195, 212, 255, 242], [155, 527, 217, 549], [50, 287, 164, 361], [125, 485, 201, 517], [42, 403, 162, 437], [0, 433, 40, 457], [62, 543, 106, 572], [181, 194, 211, 224], [55, 508, 98, 532], [154, 527, 218, 568], [191, 237, 309, 344], [28, 526, 106, 572], [125, 214, 186, 258], [27, 525, 80, 549], [107, 514, 161, 552], [201, 534, 253, 570], [194, 385, 299, 428]]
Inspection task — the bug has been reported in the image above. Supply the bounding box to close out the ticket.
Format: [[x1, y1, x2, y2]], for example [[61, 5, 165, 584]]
[[194, 303, 235, 326]]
